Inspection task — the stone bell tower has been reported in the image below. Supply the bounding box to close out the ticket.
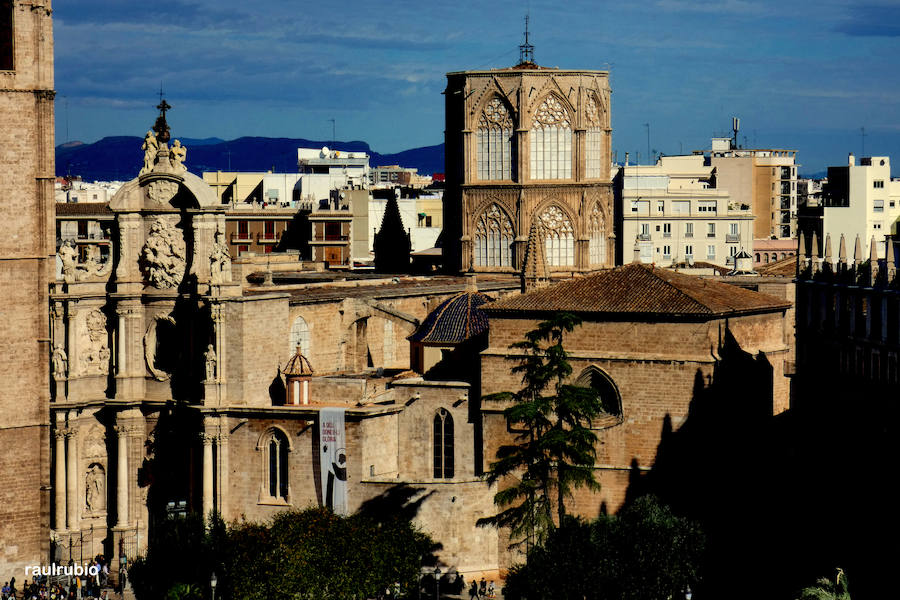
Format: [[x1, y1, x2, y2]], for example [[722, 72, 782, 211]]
[[0, 0, 55, 572]]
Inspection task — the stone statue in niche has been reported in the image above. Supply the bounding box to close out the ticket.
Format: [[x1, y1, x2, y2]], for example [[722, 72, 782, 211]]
[[79, 309, 110, 376], [51, 345, 67, 378], [143, 315, 176, 381], [170, 139, 187, 172], [147, 179, 180, 205], [140, 130, 159, 176], [140, 217, 186, 289], [209, 230, 232, 284], [204, 344, 217, 382], [85, 463, 106, 512], [58, 240, 77, 283]]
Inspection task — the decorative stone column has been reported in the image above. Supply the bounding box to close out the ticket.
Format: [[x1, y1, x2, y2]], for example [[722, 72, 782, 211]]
[[65, 429, 78, 530], [218, 431, 229, 520], [66, 305, 79, 377], [54, 429, 67, 531], [201, 433, 215, 520], [115, 425, 129, 527]]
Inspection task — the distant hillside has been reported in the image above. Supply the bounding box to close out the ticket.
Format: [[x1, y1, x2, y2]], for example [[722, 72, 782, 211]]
[[56, 136, 445, 182]]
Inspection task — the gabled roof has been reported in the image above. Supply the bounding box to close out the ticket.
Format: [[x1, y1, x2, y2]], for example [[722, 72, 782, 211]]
[[757, 255, 797, 278], [483, 263, 791, 318]]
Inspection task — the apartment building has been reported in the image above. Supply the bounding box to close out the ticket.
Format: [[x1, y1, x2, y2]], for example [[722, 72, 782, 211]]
[[698, 138, 798, 240], [822, 154, 900, 259], [619, 155, 753, 267]]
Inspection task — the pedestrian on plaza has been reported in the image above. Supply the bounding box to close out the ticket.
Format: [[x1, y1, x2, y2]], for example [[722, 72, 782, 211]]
[[479, 578, 487, 598], [469, 580, 479, 600], [487, 580, 495, 598]]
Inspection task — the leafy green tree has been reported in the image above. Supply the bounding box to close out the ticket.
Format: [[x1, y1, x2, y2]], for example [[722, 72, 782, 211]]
[[478, 312, 604, 548], [798, 568, 851, 600]]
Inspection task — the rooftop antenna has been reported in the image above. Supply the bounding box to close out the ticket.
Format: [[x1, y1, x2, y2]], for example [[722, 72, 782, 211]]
[[519, 13, 534, 65], [732, 116, 740, 150], [860, 126, 867, 157]]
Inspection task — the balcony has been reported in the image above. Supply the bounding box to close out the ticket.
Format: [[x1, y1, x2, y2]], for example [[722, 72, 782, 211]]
[[637, 233, 651, 241], [231, 232, 253, 244], [725, 233, 740, 243], [257, 231, 283, 244], [310, 235, 350, 245]]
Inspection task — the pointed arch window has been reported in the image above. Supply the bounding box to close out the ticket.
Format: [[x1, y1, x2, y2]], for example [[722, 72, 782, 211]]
[[477, 97, 514, 181], [575, 366, 623, 426], [589, 202, 607, 266], [537, 205, 575, 266], [289, 315, 311, 358], [433, 408, 454, 479], [585, 95, 605, 179], [530, 95, 572, 180], [473, 203, 514, 267]]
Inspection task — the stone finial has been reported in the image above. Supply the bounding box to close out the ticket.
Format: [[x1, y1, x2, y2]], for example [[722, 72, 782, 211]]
[[810, 232, 820, 274], [824, 233, 833, 262], [887, 236, 897, 283], [838, 233, 847, 272], [853, 234, 863, 265], [869, 236, 879, 284], [465, 272, 478, 293], [521, 219, 550, 293], [797, 230, 806, 277]]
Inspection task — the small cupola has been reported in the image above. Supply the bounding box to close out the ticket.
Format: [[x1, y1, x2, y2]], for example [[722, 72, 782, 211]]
[[283, 346, 314, 405]]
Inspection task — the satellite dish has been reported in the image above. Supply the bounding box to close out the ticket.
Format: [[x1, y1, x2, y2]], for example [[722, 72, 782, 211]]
[[321, 146, 329, 158]]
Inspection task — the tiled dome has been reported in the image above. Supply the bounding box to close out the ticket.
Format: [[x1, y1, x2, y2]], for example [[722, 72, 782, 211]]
[[408, 291, 493, 345], [284, 346, 314, 376]]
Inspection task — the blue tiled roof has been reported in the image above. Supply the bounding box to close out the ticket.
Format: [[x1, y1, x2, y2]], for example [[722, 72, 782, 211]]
[[408, 291, 492, 345]]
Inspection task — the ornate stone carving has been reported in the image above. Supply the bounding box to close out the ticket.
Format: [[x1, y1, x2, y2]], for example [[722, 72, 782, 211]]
[[75, 245, 113, 281], [170, 140, 187, 172], [479, 97, 513, 130], [140, 130, 159, 176], [204, 344, 217, 382], [585, 95, 601, 127], [209, 230, 232, 284], [85, 463, 106, 513], [143, 315, 176, 381], [82, 427, 106, 459], [58, 240, 77, 283], [52, 345, 68, 378], [533, 95, 570, 128], [146, 179, 180, 205], [538, 205, 573, 234], [79, 309, 110, 376], [140, 217, 186, 289]]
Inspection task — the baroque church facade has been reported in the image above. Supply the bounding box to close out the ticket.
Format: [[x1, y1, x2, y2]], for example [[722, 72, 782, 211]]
[[443, 60, 614, 274]]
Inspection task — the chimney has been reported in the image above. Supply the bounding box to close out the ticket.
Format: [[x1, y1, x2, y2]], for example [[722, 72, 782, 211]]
[[848, 153, 855, 167]]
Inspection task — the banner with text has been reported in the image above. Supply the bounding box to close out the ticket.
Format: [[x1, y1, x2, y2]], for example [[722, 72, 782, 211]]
[[319, 407, 348, 515]]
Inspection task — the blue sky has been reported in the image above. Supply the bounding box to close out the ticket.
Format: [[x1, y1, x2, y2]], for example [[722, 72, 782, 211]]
[[54, 0, 900, 174]]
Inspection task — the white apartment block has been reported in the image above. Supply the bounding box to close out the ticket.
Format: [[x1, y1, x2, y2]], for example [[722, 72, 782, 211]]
[[297, 147, 370, 204], [621, 155, 754, 267], [822, 154, 900, 259]]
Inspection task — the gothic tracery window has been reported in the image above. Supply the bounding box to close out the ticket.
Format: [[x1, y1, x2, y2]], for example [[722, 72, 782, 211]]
[[530, 95, 572, 180], [585, 95, 605, 179], [473, 203, 514, 267], [537, 205, 575, 266], [477, 97, 514, 180], [589, 202, 607, 266], [433, 408, 454, 479]]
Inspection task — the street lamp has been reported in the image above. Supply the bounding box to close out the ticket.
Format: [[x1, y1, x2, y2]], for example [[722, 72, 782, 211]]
[[210, 571, 218, 600], [685, 585, 692, 600], [433, 567, 441, 599]]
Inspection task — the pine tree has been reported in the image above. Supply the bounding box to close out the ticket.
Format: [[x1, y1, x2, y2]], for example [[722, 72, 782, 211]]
[[477, 312, 603, 547]]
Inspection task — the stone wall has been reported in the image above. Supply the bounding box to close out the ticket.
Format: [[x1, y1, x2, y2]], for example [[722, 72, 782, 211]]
[[0, 0, 54, 573]]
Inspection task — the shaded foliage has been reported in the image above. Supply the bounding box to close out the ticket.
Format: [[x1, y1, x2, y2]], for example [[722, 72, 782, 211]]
[[798, 569, 851, 600], [503, 496, 704, 600], [129, 507, 435, 600]]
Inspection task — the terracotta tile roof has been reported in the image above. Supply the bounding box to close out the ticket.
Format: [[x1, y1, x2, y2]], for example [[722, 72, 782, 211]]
[[757, 255, 797, 277], [55, 202, 113, 216], [483, 263, 791, 318]]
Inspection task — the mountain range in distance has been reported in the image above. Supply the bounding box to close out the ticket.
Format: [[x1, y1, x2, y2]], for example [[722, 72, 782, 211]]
[[56, 136, 445, 182]]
